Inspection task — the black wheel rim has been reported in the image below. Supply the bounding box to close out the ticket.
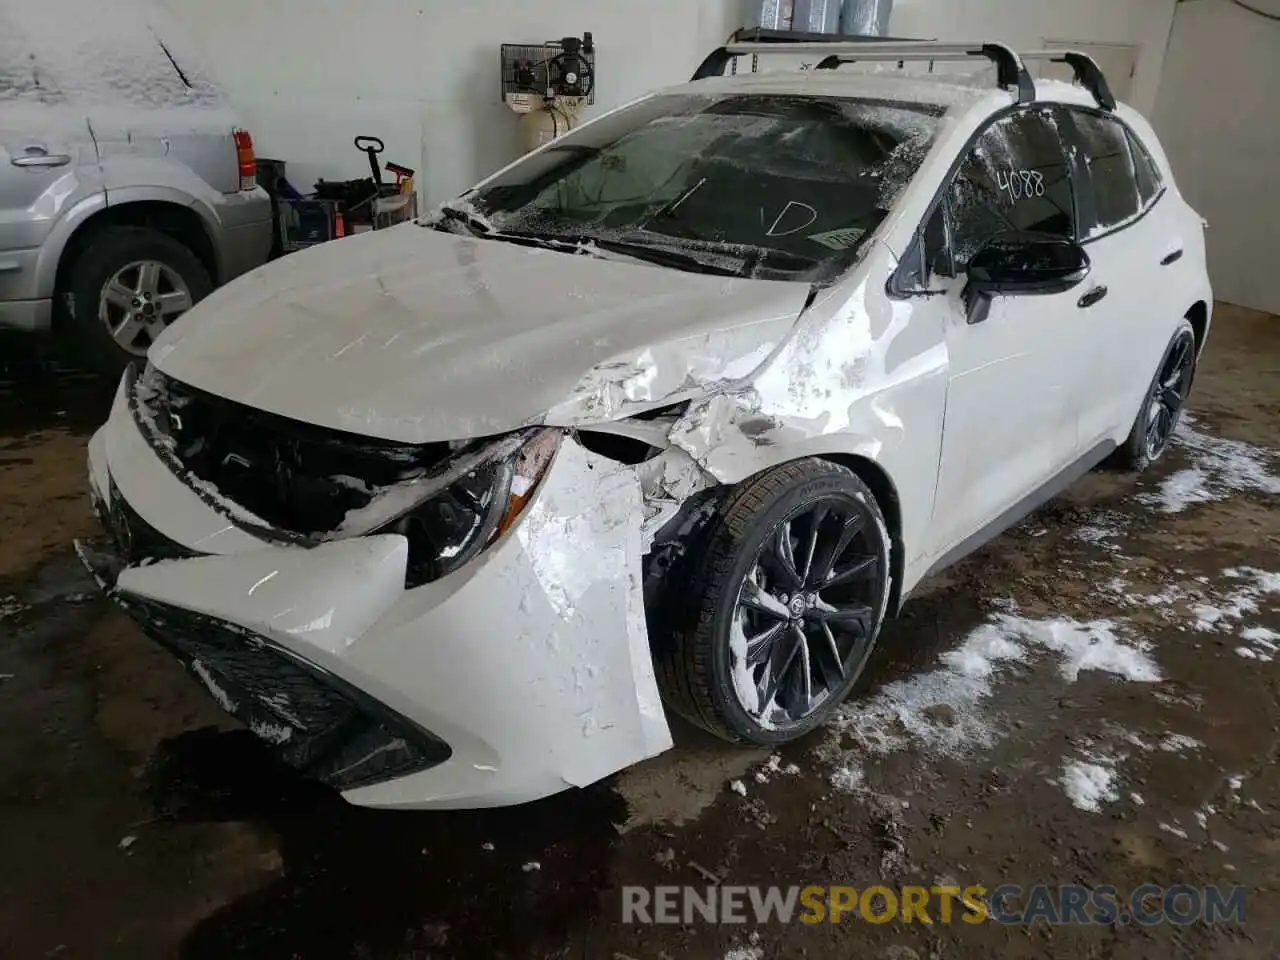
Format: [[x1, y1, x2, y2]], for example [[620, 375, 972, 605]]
[[729, 495, 886, 731], [1145, 330, 1196, 461]]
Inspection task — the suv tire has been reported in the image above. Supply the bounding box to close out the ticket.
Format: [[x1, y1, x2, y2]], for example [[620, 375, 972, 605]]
[[64, 226, 212, 379]]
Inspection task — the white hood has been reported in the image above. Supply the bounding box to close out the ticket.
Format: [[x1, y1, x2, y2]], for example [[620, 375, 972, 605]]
[[150, 224, 811, 443]]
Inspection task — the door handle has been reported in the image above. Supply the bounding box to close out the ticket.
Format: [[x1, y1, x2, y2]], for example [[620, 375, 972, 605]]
[[1077, 285, 1109, 309], [1160, 249, 1184, 266], [12, 154, 72, 168]]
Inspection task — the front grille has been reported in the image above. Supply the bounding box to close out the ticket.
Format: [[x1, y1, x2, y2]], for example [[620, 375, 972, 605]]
[[104, 481, 202, 565], [133, 366, 452, 536], [117, 594, 451, 791]]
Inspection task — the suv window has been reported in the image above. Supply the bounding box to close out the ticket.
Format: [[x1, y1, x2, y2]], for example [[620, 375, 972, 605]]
[[1127, 129, 1163, 208], [945, 107, 1076, 270], [1070, 111, 1143, 235]]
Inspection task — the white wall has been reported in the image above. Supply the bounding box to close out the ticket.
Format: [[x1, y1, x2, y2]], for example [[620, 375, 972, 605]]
[[160, 0, 749, 205], [160, 0, 1175, 203], [1152, 0, 1280, 314], [887, 0, 1177, 115]]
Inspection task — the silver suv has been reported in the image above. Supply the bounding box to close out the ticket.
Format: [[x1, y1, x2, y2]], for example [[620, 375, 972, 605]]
[[0, 0, 272, 376]]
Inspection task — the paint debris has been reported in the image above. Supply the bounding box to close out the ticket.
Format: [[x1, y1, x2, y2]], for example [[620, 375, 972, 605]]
[[521, 861, 541, 872], [724, 931, 764, 960], [1159, 822, 1189, 840], [753, 754, 801, 784], [729, 780, 748, 797], [481, 842, 494, 851], [1059, 759, 1119, 814], [0, 596, 27, 621], [118, 835, 136, 851]]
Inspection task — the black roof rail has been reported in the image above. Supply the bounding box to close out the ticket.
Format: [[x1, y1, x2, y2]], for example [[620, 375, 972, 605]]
[[690, 40, 1037, 104], [1020, 50, 1117, 110]]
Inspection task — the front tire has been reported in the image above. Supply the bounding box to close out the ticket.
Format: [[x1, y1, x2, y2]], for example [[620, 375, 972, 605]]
[[63, 226, 212, 380], [1111, 320, 1197, 472], [656, 459, 892, 745]]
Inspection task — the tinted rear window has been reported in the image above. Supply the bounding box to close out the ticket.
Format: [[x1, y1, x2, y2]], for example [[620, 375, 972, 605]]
[[1071, 111, 1143, 234]]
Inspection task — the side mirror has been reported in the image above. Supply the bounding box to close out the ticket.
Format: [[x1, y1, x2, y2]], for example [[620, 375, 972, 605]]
[[968, 232, 1091, 296], [963, 232, 1091, 324]]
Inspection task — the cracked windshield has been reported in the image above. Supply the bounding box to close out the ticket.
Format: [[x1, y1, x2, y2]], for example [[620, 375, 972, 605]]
[[462, 94, 944, 280]]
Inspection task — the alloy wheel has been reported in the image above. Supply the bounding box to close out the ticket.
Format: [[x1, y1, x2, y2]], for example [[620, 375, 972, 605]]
[[98, 260, 194, 356], [1145, 329, 1196, 461], [729, 496, 886, 731]]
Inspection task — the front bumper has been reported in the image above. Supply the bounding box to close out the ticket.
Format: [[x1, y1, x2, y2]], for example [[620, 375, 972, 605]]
[[81, 379, 672, 808]]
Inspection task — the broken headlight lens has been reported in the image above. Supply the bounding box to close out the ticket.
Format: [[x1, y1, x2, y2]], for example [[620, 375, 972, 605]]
[[390, 430, 561, 587]]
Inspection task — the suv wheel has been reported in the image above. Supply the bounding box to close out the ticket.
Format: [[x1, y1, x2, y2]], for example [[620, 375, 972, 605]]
[[656, 459, 892, 745], [64, 226, 212, 379]]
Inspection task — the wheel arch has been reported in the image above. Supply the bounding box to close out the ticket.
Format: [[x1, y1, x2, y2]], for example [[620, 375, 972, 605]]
[[52, 199, 219, 306], [1186, 300, 1209, 357], [815, 452, 906, 617]]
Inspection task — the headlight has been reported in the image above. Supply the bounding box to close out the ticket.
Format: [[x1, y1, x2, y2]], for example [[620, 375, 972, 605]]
[[383, 429, 561, 587]]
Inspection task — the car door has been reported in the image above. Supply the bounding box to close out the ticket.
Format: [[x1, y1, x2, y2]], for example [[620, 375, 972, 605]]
[[913, 106, 1088, 558], [0, 63, 101, 310], [1060, 108, 1176, 446]]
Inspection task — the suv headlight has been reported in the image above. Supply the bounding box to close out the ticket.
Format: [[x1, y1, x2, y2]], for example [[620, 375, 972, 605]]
[[373, 429, 562, 587]]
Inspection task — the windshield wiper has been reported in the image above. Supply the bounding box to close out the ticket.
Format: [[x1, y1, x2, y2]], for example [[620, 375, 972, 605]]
[[434, 202, 494, 237], [484, 229, 742, 277], [592, 238, 744, 277]]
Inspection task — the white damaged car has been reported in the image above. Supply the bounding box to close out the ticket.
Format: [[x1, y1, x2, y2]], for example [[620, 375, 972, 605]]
[[79, 43, 1212, 809]]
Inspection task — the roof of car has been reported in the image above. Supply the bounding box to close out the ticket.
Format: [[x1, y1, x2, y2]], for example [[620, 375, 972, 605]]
[[661, 68, 1119, 117]]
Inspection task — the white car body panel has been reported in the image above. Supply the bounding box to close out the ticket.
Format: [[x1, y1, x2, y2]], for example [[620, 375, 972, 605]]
[[81, 67, 1214, 808]]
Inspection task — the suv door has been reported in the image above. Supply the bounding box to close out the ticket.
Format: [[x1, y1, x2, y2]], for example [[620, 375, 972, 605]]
[[0, 53, 101, 315], [1060, 108, 1177, 446], [898, 106, 1088, 559]]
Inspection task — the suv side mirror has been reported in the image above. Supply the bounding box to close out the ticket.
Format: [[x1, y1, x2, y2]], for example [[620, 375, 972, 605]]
[[964, 232, 1091, 324], [968, 232, 1091, 296]]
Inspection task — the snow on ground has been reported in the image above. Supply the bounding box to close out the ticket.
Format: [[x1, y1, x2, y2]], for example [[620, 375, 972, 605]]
[[820, 608, 1160, 790], [818, 419, 1278, 813], [1059, 758, 1120, 813], [1137, 416, 1280, 514], [1074, 512, 1129, 550], [1193, 567, 1280, 634]]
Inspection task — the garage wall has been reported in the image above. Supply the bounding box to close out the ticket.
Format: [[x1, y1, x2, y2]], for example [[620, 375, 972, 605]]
[[1151, 0, 1280, 314], [159, 0, 1176, 205], [888, 0, 1177, 115], [158, 0, 750, 205]]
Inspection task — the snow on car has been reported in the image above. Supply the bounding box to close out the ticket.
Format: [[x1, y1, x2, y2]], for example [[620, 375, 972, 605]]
[[77, 42, 1212, 809]]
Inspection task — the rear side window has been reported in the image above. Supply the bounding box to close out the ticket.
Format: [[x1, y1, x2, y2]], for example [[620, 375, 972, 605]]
[[1127, 130, 1164, 208], [1071, 111, 1143, 234], [946, 107, 1076, 269]]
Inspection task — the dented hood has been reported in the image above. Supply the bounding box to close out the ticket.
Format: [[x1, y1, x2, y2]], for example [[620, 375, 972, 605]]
[[150, 224, 810, 443]]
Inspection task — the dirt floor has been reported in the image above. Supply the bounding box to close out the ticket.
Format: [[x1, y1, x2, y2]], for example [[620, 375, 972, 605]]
[[1, 304, 1278, 959]]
